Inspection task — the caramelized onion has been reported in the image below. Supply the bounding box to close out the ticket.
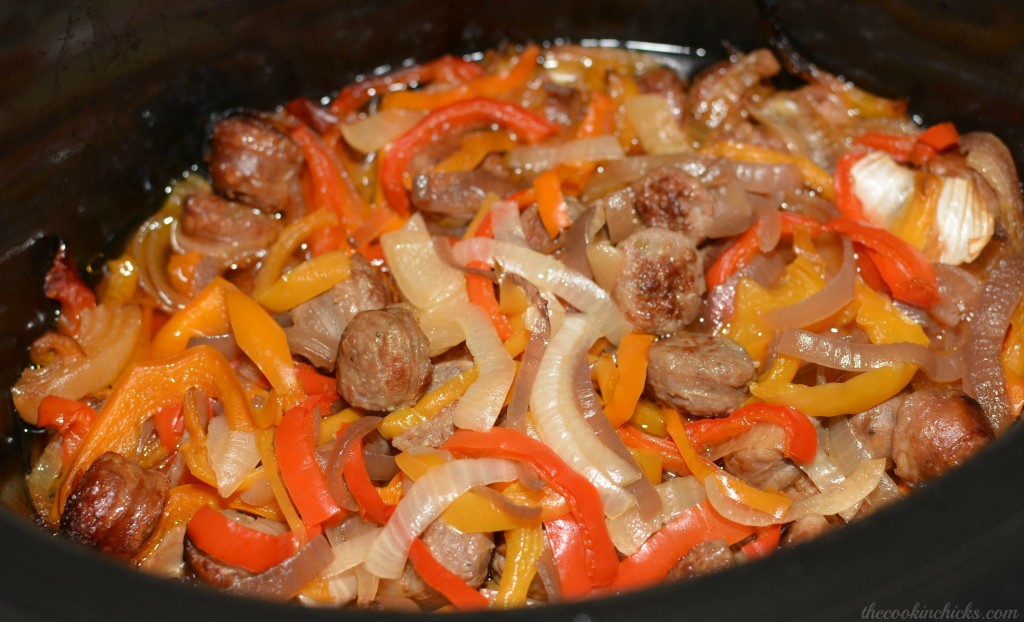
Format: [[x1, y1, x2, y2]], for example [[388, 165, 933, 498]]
[[964, 253, 1024, 433], [756, 203, 782, 252], [227, 535, 334, 601], [471, 485, 542, 522], [930, 263, 981, 328], [326, 416, 383, 512], [562, 207, 595, 279], [787, 459, 886, 521], [826, 417, 902, 509], [602, 187, 639, 244], [504, 274, 551, 432], [961, 132, 1024, 251], [284, 325, 338, 370], [764, 237, 855, 329]]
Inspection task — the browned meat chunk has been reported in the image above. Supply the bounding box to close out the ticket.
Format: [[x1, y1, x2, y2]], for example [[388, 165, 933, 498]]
[[401, 518, 493, 605], [723, 448, 802, 490], [184, 537, 254, 589], [411, 171, 521, 225], [613, 228, 705, 335], [781, 514, 831, 547], [59, 452, 170, 560], [208, 115, 303, 214], [891, 388, 993, 485], [541, 81, 585, 128], [666, 539, 734, 581], [631, 167, 717, 242], [181, 190, 281, 248], [689, 49, 780, 131], [850, 395, 903, 459], [645, 332, 755, 416], [336, 306, 432, 411], [637, 66, 687, 118]]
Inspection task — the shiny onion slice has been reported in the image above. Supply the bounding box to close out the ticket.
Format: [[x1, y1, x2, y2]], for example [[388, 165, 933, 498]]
[[764, 237, 855, 329], [381, 214, 468, 310], [444, 302, 516, 431], [605, 476, 706, 556]]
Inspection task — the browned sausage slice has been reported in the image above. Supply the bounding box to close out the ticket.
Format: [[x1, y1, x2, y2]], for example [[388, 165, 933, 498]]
[[208, 115, 303, 214], [645, 332, 755, 416]]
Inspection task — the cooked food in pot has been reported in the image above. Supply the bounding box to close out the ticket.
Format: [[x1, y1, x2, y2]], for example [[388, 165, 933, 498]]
[[12, 42, 1024, 610]]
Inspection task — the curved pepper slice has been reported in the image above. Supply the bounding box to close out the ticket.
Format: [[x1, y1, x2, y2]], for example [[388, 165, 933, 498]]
[[186, 505, 298, 573], [36, 396, 96, 466], [276, 397, 342, 528], [685, 402, 817, 464], [407, 537, 488, 610]]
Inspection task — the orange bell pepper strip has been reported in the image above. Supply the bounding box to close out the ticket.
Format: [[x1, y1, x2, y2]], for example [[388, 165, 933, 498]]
[[150, 277, 239, 360], [685, 402, 817, 464], [290, 125, 367, 255], [295, 362, 337, 397], [705, 213, 828, 290], [534, 168, 571, 238], [44, 248, 96, 335], [576, 92, 615, 139], [408, 537, 489, 610], [828, 216, 939, 308], [58, 345, 257, 512], [36, 396, 96, 466], [276, 397, 342, 527], [443, 428, 619, 588], [603, 333, 655, 427], [134, 483, 223, 566], [614, 501, 753, 592], [465, 260, 513, 341], [383, 45, 540, 111], [328, 55, 484, 118], [544, 517, 594, 600], [152, 403, 184, 452], [380, 98, 559, 215], [225, 289, 304, 411], [616, 425, 689, 475], [342, 428, 394, 524], [186, 504, 299, 573]]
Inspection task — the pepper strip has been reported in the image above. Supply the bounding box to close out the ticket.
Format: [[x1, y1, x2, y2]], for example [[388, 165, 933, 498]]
[[466, 261, 513, 341], [380, 98, 559, 215], [343, 434, 394, 524], [495, 525, 544, 609], [740, 524, 782, 561], [408, 537, 489, 610], [328, 55, 483, 117], [276, 397, 342, 527], [226, 290, 304, 412], [256, 427, 307, 541], [152, 403, 184, 452], [58, 345, 256, 511], [685, 403, 817, 463], [534, 168, 571, 238], [36, 396, 96, 466], [614, 501, 753, 591], [186, 505, 298, 573], [253, 209, 339, 300], [443, 428, 619, 587], [705, 213, 828, 290], [380, 367, 478, 438], [134, 483, 223, 567], [616, 425, 689, 475], [544, 517, 593, 600], [603, 333, 655, 427], [149, 277, 239, 359], [834, 152, 868, 219], [256, 250, 352, 314]]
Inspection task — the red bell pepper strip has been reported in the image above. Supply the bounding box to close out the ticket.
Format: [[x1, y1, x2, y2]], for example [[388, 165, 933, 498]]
[[834, 151, 868, 219], [828, 216, 939, 308], [36, 396, 97, 465], [614, 501, 753, 592], [685, 403, 817, 464], [408, 537, 489, 610], [916, 122, 959, 151], [186, 505, 297, 573], [44, 248, 96, 335], [443, 428, 619, 587], [853, 133, 914, 162], [342, 434, 394, 524], [616, 425, 689, 475], [853, 122, 959, 167], [544, 517, 594, 600], [289, 125, 368, 255], [153, 403, 184, 452], [706, 213, 828, 290], [276, 397, 342, 527], [284, 98, 339, 134], [740, 524, 782, 561], [380, 98, 559, 215], [465, 260, 513, 341], [328, 55, 484, 118], [295, 362, 337, 396]]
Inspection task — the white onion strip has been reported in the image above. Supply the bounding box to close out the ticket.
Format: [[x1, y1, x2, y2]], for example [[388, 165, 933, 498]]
[[506, 136, 624, 173], [605, 476, 706, 556], [764, 237, 855, 329], [787, 459, 886, 521], [826, 417, 902, 508], [443, 302, 516, 431], [381, 214, 468, 310], [363, 458, 519, 579], [323, 527, 382, 578]]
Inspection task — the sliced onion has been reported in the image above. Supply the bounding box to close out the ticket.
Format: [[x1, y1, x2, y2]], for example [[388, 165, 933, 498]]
[[964, 253, 1024, 433], [529, 314, 638, 517], [961, 132, 1024, 252], [624, 94, 690, 155], [27, 436, 62, 530], [206, 414, 261, 497], [341, 109, 425, 153], [585, 240, 625, 293], [227, 535, 334, 602], [13, 304, 142, 425], [605, 476, 706, 556], [138, 523, 187, 578], [451, 236, 497, 267], [798, 422, 857, 521], [535, 538, 562, 602], [930, 264, 981, 328], [490, 199, 528, 246], [239, 477, 275, 507], [756, 203, 782, 252], [787, 458, 886, 521], [826, 417, 902, 508], [562, 206, 595, 279], [355, 565, 380, 607], [729, 161, 803, 196], [933, 176, 994, 265], [326, 416, 382, 512], [506, 136, 624, 173], [602, 187, 639, 244], [704, 476, 779, 527], [706, 179, 755, 239], [415, 307, 468, 357], [495, 240, 631, 343], [764, 237, 855, 329], [133, 216, 190, 312], [776, 327, 962, 383], [381, 214, 468, 309], [364, 457, 519, 579], [284, 325, 338, 370], [323, 526, 382, 578], [850, 151, 915, 229], [169, 219, 262, 269], [504, 274, 551, 432], [186, 334, 241, 362]]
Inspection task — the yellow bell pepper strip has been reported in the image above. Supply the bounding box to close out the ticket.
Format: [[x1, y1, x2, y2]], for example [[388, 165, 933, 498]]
[[627, 446, 663, 485], [628, 399, 667, 437], [380, 366, 478, 438], [255, 250, 352, 314], [664, 408, 791, 519], [382, 45, 540, 111], [593, 351, 618, 405], [603, 332, 655, 427], [750, 283, 929, 417], [133, 483, 223, 567], [685, 403, 817, 464], [1002, 298, 1024, 417], [58, 345, 256, 512], [443, 428, 619, 588], [149, 277, 239, 360], [36, 396, 96, 466], [614, 500, 754, 592], [256, 427, 307, 541], [276, 397, 343, 528], [100, 256, 139, 306], [225, 289, 304, 412], [407, 537, 489, 610], [318, 408, 363, 445], [544, 517, 594, 600], [186, 504, 299, 573], [701, 142, 834, 199], [534, 168, 571, 238], [432, 130, 518, 174], [378, 473, 404, 506], [253, 208, 339, 301], [495, 525, 544, 609]]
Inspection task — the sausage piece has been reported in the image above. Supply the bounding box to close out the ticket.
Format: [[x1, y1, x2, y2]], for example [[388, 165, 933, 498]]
[[336, 306, 432, 411], [59, 452, 170, 560], [723, 448, 802, 491], [891, 388, 993, 485], [181, 190, 282, 248], [613, 227, 705, 335], [645, 332, 756, 416], [689, 49, 780, 131], [631, 167, 717, 243], [208, 115, 303, 214], [184, 537, 254, 589], [666, 539, 735, 581]]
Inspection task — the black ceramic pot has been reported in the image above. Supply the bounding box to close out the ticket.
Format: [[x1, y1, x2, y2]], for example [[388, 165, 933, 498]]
[[1, 1, 1023, 620]]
